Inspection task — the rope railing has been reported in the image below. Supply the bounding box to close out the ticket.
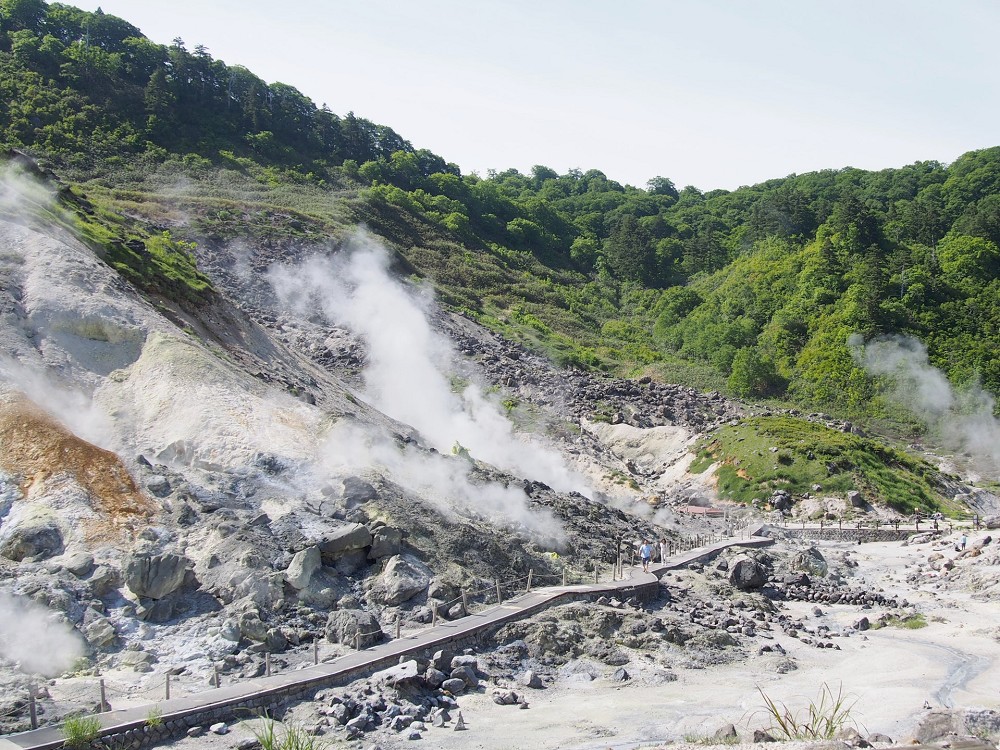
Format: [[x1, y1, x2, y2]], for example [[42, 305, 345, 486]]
[[24, 529, 751, 732]]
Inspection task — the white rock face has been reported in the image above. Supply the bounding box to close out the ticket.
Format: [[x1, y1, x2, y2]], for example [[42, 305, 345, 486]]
[[95, 331, 324, 472]]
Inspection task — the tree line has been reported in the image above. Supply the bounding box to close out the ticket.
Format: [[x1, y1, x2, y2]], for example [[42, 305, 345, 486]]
[[2, 0, 998, 417]]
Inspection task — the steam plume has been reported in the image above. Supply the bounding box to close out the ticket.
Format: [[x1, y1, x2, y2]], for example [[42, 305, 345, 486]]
[[0, 592, 86, 677], [268, 234, 590, 496], [317, 420, 564, 542], [851, 333, 1000, 475]]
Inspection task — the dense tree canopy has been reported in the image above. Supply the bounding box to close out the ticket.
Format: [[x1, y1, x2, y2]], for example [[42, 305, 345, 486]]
[[2, 1, 999, 419]]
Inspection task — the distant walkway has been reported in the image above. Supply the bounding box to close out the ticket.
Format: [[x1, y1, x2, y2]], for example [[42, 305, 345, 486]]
[[761, 519, 960, 544], [0, 532, 773, 750]]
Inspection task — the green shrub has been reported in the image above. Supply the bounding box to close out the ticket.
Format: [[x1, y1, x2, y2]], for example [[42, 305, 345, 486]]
[[145, 707, 163, 728], [62, 714, 102, 749]]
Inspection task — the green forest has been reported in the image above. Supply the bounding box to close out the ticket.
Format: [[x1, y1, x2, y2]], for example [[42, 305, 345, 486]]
[[2, 0, 999, 431]]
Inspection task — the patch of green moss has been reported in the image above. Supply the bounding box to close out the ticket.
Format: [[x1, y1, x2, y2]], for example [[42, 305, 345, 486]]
[[693, 416, 945, 513]]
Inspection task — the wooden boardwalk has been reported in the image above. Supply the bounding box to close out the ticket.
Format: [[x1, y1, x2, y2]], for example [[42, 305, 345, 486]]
[[0, 532, 772, 750]]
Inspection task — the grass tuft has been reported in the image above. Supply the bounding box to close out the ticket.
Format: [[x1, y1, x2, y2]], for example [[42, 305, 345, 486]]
[[62, 714, 102, 749], [753, 683, 860, 740], [252, 717, 328, 750]]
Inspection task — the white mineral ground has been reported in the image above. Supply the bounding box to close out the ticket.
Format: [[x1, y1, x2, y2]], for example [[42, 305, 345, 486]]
[[148, 530, 999, 750]]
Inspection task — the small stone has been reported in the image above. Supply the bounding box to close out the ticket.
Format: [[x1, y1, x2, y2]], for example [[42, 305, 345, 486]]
[[186, 727, 203, 738], [209, 722, 228, 735], [714, 723, 738, 742], [521, 670, 543, 689]]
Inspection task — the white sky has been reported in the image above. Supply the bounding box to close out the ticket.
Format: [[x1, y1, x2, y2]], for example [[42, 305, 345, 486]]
[[68, 0, 1000, 191]]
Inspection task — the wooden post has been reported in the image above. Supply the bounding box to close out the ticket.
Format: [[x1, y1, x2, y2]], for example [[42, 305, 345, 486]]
[[214, 664, 221, 688], [526, 570, 533, 592], [265, 653, 271, 677], [594, 566, 599, 583], [562, 567, 567, 586], [395, 617, 401, 639], [496, 580, 503, 604], [165, 673, 170, 700], [354, 632, 361, 650], [100, 679, 107, 712], [314, 640, 319, 665], [461, 590, 469, 614], [431, 607, 437, 627], [28, 690, 37, 730]]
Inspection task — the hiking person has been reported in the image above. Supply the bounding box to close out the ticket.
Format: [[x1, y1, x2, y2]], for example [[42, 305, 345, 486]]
[[639, 539, 654, 573], [659, 537, 668, 563]]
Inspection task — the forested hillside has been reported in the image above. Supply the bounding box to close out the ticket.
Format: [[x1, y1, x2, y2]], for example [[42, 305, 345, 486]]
[[2, 0, 999, 427]]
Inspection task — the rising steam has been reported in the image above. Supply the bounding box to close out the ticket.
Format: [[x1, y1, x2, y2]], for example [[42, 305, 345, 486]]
[[0, 592, 86, 677], [268, 233, 590, 533], [317, 420, 564, 542], [851, 333, 1000, 475]]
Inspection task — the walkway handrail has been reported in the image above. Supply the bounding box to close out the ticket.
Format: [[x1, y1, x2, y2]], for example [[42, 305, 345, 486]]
[[0, 532, 773, 750]]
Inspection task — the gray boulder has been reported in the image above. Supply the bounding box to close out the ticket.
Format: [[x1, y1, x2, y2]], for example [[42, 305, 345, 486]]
[[87, 564, 122, 596], [230, 571, 284, 610], [342, 477, 378, 507], [441, 678, 466, 694], [119, 649, 156, 672], [135, 595, 179, 623], [237, 609, 270, 642], [368, 526, 402, 560], [729, 557, 766, 590], [0, 519, 64, 561], [450, 665, 478, 688], [318, 523, 372, 560], [295, 567, 350, 609], [771, 490, 792, 511], [424, 667, 447, 687], [451, 655, 479, 670], [265, 628, 287, 652], [61, 551, 95, 577], [374, 659, 423, 688], [521, 670, 543, 689], [792, 547, 829, 577], [325, 609, 383, 649], [285, 547, 321, 590], [83, 616, 118, 649], [491, 689, 518, 705], [431, 649, 455, 671], [124, 551, 191, 600], [378, 554, 432, 605]]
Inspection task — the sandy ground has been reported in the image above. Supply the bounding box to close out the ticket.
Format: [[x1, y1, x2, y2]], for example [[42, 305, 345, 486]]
[[154, 532, 999, 750], [367, 533, 999, 750]]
